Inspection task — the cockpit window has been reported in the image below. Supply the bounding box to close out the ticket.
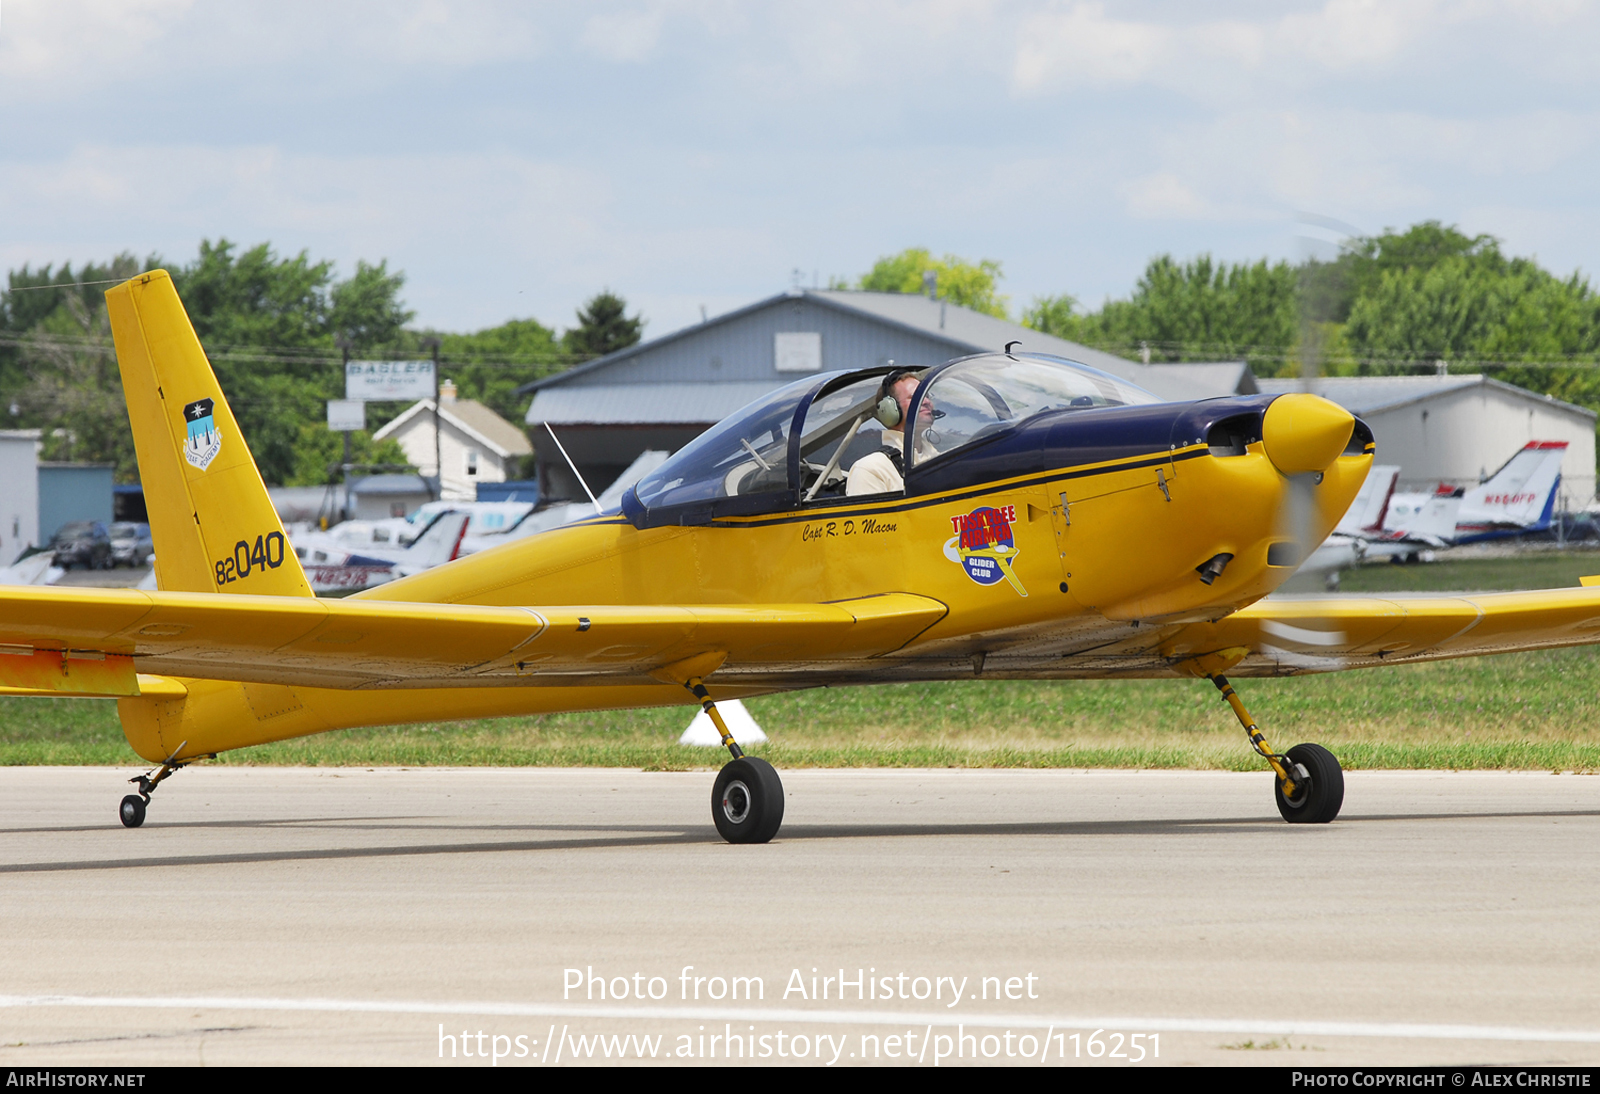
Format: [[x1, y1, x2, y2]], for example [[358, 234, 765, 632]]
[[793, 373, 900, 501], [633, 377, 818, 510], [914, 354, 1160, 461]]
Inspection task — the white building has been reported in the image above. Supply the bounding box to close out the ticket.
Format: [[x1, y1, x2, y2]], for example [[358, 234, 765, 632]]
[[1258, 375, 1598, 507], [373, 380, 534, 502], [0, 430, 40, 565]]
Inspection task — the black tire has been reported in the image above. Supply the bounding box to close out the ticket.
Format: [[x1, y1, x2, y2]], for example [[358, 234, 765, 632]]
[[119, 794, 147, 828], [711, 757, 784, 844], [1274, 743, 1344, 824]]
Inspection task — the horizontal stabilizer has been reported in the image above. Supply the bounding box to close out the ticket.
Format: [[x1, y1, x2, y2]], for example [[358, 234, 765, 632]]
[[0, 585, 947, 691]]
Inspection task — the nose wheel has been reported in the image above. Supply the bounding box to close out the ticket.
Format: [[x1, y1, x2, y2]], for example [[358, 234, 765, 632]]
[[680, 674, 785, 844], [712, 756, 785, 844], [1273, 742, 1344, 824], [1207, 674, 1344, 824]]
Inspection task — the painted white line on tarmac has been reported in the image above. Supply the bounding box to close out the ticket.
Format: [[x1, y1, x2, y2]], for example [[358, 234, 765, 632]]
[[0, 995, 1597, 1044]]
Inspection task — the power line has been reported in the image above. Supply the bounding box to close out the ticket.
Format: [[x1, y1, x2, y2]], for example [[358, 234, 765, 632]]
[[4, 277, 132, 293]]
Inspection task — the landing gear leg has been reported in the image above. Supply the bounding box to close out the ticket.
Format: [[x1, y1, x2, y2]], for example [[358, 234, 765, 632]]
[[119, 741, 196, 828], [685, 677, 784, 844], [1208, 675, 1343, 824]]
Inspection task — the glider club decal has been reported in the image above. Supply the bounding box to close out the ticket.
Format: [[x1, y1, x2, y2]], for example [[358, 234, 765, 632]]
[[183, 397, 222, 471], [944, 504, 1027, 597]]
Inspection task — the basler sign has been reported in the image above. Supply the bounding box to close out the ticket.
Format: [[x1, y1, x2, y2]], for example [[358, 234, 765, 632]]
[[346, 359, 436, 401]]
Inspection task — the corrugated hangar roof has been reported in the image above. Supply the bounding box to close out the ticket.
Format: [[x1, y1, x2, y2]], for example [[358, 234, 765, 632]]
[[1256, 374, 1596, 419], [526, 381, 778, 426], [520, 289, 1256, 420]]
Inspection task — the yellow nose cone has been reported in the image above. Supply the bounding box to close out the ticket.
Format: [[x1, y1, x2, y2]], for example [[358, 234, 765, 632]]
[[1262, 393, 1354, 476]]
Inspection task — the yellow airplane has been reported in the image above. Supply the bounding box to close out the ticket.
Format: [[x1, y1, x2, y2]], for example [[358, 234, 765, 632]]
[[6, 270, 1600, 842]]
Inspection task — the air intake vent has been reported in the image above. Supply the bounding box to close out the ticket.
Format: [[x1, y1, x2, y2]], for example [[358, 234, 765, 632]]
[[1267, 542, 1302, 567], [1206, 413, 1263, 457], [1344, 418, 1375, 455]]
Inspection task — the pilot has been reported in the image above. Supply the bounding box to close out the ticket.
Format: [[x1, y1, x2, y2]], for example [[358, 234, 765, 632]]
[[846, 368, 936, 496]]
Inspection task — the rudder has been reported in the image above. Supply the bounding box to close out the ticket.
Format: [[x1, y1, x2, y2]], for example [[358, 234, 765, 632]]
[[106, 270, 313, 597]]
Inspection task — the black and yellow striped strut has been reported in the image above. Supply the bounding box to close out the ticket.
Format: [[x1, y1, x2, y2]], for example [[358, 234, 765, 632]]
[[1209, 674, 1300, 798], [685, 677, 743, 760]]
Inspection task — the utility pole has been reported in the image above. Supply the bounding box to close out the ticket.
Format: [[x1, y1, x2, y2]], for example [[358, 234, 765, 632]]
[[421, 337, 442, 501], [335, 335, 352, 523]]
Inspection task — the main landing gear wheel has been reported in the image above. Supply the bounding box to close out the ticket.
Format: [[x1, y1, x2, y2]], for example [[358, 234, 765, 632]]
[[119, 794, 147, 828], [1274, 743, 1344, 824], [712, 757, 784, 844]]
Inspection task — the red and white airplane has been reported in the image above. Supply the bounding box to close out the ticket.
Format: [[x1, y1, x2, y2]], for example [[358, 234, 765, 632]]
[[291, 510, 471, 595]]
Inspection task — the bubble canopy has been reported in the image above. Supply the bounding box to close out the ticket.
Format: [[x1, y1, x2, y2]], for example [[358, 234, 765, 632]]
[[624, 352, 1162, 527]]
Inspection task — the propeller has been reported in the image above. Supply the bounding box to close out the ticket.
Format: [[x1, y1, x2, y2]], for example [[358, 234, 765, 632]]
[[1262, 391, 1356, 569]]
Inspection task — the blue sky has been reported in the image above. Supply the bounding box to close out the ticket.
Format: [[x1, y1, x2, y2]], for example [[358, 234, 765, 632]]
[[3, 1, 1598, 340]]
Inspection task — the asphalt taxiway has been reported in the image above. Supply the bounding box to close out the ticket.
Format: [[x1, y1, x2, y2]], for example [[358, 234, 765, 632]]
[[0, 766, 1596, 1067]]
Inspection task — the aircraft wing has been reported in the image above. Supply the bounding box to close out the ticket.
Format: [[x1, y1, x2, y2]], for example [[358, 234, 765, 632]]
[[0, 586, 947, 695], [1162, 585, 1600, 676]]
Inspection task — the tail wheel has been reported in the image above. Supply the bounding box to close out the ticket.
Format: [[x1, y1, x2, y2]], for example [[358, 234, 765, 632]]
[[1274, 743, 1344, 824], [711, 757, 784, 844]]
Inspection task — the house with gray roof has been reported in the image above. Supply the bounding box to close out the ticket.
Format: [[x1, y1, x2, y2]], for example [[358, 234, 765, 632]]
[[519, 288, 1256, 501], [1257, 373, 1597, 505], [374, 379, 533, 502]]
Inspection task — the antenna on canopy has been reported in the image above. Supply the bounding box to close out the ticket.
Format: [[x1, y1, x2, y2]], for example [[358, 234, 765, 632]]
[[543, 422, 602, 515]]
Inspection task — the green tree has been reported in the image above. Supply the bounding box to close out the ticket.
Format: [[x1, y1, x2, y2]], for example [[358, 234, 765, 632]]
[[330, 259, 414, 351], [5, 254, 156, 480], [1, 254, 161, 398], [1300, 221, 1503, 326], [1021, 294, 1082, 340], [285, 422, 409, 487], [432, 317, 568, 424], [165, 240, 420, 484], [1344, 254, 1600, 369], [857, 247, 1009, 318], [1037, 255, 1297, 372], [2, 241, 419, 486], [564, 291, 642, 361]]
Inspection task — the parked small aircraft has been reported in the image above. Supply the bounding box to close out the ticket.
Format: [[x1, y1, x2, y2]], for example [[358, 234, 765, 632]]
[[1386, 440, 1568, 544], [290, 510, 472, 595], [6, 272, 1600, 843], [1299, 441, 1571, 586], [456, 451, 669, 556]]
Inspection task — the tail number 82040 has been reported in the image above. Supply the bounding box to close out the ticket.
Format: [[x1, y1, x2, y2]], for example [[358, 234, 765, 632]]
[[215, 532, 287, 586]]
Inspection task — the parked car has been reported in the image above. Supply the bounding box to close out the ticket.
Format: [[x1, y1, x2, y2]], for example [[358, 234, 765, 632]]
[[49, 521, 113, 570], [109, 521, 154, 566]]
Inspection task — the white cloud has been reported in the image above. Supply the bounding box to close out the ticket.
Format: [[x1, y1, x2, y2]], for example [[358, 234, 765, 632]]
[[581, 7, 668, 63], [5, 2, 1600, 331], [0, 0, 547, 99], [1010, 0, 1600, 102], [1121, 172, 1218, 221], [0, 0, 195, 83], [1013, 3, 1170, 92]]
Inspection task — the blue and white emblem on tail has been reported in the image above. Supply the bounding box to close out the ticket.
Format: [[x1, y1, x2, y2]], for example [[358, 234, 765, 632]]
[[182, 397, 222, 470]]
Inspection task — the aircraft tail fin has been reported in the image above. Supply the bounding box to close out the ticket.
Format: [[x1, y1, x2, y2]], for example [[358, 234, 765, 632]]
[[1336, 464, 1399, 535], [1458, 441, 1568, 532], [1410, 484, 1464, 543], [402, 510, 471, 568], [106, 271, 313, 597]]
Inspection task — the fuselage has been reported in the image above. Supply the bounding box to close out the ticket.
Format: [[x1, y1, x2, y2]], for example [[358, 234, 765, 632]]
[[118, 358, 1370, 763]]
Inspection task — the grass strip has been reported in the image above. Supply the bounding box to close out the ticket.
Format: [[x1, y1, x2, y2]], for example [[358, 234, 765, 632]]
[[2, 644, 1596, 771]]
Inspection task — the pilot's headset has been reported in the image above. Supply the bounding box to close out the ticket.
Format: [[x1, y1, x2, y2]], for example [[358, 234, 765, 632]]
[[875, 367, 923, 429]]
